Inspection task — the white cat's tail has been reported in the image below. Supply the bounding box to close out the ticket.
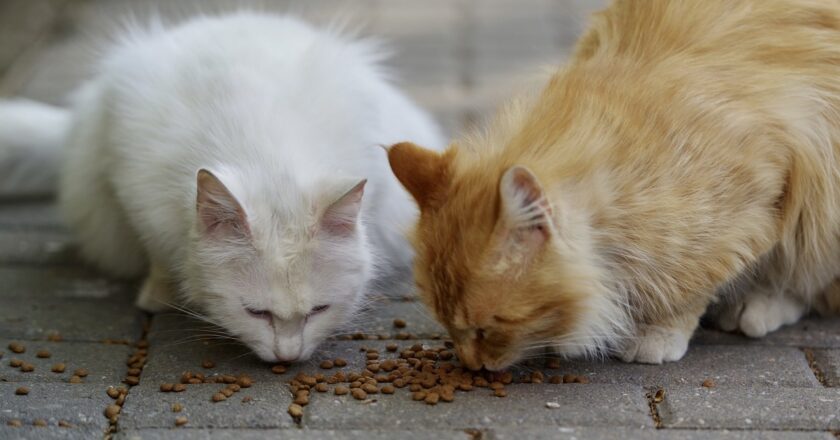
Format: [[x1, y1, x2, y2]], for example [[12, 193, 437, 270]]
[[0, 99, 70, 199]]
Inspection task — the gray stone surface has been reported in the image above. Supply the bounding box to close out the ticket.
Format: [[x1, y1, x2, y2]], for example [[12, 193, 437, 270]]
[[341, 297, 445, 339], [694, 318, 840, 348], [0, 382, 112, 429], [0, 201, 63, 230], [660, 386, 840, 430], [0, 230, 78, 266], [0, 266, 134, 300], [119, 382, 295, 430], [0, 425, 104, 440], [487, 428, 836, 440], [0, 339, 131, 384], [116, 429, 473, 440], [811, 349, 840, 386], [303, 384, 652, 429], [0, 0, 64, 79]]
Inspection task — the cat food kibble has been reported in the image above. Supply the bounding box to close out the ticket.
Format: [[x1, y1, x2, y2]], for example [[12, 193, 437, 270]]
[[227, 384, 241, 392], [237, 376, 253, 388], [334, 358, 347, 367], [288, 404, 303, 418], [386, 343, 398, 352], [335, 385, 349, 395], [242, 396, 253, 403], [160, 383, 174, 392], [381, 384, 396, 394], [212, 392, 227, 402], [33, 419, 47, 427], [175, 416, 188, 427], [202, 360, 215, 369], [20, 363, 34, 372], [104, 404, 121, 419], [74, 368, 89, 378], [127, 368, 141, 376], [36, 350, 51, 358], [424, 392, 440, 405], [7, 420, 22, 428], [124, 376, 140, 386], [315, 383, 328, 393], [493, 389, 507, 398], [15, 386, 29, 395], [319, 360, 334, 369], [548, 375, 563, 384], [51, 363, 66, 373], [351, 388, 367, 400], [172, 403, 183, 412], [8, 342, 25, 353], [58, 420, 73, 428], [107, 387, 121, 399], [9, 358, 22, 368], [563, 374, 576, 383], [271, 364, 287, 374], [173, 384, 187, 392], [47, 332, 62, 342], [393, 318, 407, 328], [221, 388, 234, 397], [702, 378, 716, 388], [573, 375, 590, 384], [361, 383, 378, 394]]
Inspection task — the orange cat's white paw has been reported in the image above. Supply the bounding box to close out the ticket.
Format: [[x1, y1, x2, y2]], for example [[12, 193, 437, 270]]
[[619, 325, 690, 364], [739, 294, 805, 338]]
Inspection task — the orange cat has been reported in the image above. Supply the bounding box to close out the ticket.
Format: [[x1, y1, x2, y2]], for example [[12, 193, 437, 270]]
[[388, 0, 840, 369]]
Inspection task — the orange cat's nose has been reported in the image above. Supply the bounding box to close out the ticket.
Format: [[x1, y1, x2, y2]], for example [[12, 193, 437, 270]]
[[455, 345, 483, 371]]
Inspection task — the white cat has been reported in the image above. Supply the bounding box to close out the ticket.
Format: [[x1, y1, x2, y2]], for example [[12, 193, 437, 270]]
[[0, 13, 443, 362]]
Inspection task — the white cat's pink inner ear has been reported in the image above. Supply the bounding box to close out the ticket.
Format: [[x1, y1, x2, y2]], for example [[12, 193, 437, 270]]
[[196, 169, 250, 237], [321, 179, 366, 236], [500, 165, 552, 236]]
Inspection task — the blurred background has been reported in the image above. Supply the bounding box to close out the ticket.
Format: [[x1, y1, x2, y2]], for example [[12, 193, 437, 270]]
[[0, 0, 607, 139]]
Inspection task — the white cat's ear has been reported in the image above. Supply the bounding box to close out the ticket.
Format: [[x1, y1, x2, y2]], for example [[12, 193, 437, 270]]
[[499, 165, 552, 245], [196, 169, 250, 238], [321, 179, 366, 237]]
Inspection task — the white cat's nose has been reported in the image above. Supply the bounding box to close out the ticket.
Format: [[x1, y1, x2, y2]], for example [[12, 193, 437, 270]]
[[274, 352, 299, 363], [273, 340, 303, 363]]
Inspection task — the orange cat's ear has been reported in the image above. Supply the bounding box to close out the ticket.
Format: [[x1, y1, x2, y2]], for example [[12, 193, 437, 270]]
[[387, 142, 449, 210], [499, 165, 552, 245]]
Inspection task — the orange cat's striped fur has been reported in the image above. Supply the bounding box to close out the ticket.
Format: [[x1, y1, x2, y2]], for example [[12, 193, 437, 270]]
[[388, 0, 840, 369]]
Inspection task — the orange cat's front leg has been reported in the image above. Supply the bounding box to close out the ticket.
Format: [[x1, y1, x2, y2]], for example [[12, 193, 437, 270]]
[[618, 304, 706, 364]]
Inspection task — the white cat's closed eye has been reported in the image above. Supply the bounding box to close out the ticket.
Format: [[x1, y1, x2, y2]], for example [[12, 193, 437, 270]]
[[245, 305, 330, 320]]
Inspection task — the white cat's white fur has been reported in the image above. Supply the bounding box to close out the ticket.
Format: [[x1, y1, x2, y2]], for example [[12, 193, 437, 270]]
[[0, 13, 443, 362]]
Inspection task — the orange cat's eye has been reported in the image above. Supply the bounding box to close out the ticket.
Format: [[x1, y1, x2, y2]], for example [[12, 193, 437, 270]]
[[475, 328, 486, 341]]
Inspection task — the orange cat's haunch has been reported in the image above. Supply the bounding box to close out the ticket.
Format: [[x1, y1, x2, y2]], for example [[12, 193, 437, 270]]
[[389, 0, 840, 370]]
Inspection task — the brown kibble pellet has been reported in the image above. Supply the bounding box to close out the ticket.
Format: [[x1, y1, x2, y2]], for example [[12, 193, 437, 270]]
[[241, 396, 253, 403], [653, 389, 666, 403], [294, 394, 309, 406], [160, 383, 174, 392], [51, 363, 66, 373], [172, 403, 183, 412], [15, 386, 29, 395], [212, 392, 227, 402], [7, 419, 22, 427], [361, 383, 378, 394], [547, 359, 562, 369], [74, 368, 89, 378], [107, 386, 121, 399], [33, 419, 47, 427], [36, 350, 51, 358], [58, 420, 72, 428], [9, 358, 22, 368], [573, 375, 590, 384], [47, 332, 63, 342], [366, 352, 379, 360], [386, 343, 398, 352], [20, 363, 34, 373], [563, 374, 576, 383], [489, 381, 504, 390], [173, 384, 187, 392], [237, 376, 252, 388], [202, 360, 215, 369], [188, 378, 202, 385], [493, 389, 507, 397], [221, 388, 234, 397], [227, 384, 241, 392], [288, 403, 303, 418], [424, 392, 440, 405], [334, 358, 347, 367], [175, 416, 188, 426], [320, 360, 334, 369], [335, 385, 349, 395], [124, 376, 140, 386], [8, 342, 25, 354], [127, 368, 141, 376], [315, 383, 328, 393], [549, 375, 563, 384], [393, 318, 407, 328], [104, 404, 121, 419], [351, 388, 367, 400], [222, 375, 237, 384], [458, 383, 473, 391], [412, 391, 426, 401], [702, 378, 716, 388], [381, 385, 395, 394], [395, 332, 410, 340]]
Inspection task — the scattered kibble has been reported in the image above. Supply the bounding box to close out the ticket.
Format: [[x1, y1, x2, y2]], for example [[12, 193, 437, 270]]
[[104, 404, 121, 419], [160, 383, 174, 392], [237, 376, 253, 388], [351, 388, 367, 400], [393, 318, 407, 328], [320, 360, 334, 369], [271, 364, 287, 374], [173, 384, 187, 392], [8, 342, 25, 354], [288, 403, 303, 418], [51, 363, 66, 373], [36, 350, 51, 358], [7, 419, 22, 427], [175, 416, 188, 426], [107, 387, 121, 399], [124, 376, 140, 386], [9, 358, 22, 368], [20, 363, 34, 373], [702, 378, 716, 388], [74, 368, 89, 378], [212, 392, 227, 402], [58, 420, 73, 428], [334, 358, 347, 367], [493, 389, 507, 398], [69, 375, 83, 384], [15, 386, 29, 396], [241, 396, 253, 403], [653, 389, 666, 403], [33, 419, 47, 427], [315, 383, 328, 393], [202, 360, 215, 369], [335, 385, 349, 395], [47, 332, 63, 342]]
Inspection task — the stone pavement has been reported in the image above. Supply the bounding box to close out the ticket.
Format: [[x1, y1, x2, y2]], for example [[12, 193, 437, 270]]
[[1, 1, 839, 439]]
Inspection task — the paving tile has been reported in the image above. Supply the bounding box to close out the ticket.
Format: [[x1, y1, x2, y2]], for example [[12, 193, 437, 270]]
[[119, 381, 294, 430], [660, 386, 840, 430], [343, 298, 445, 339], [694, 318, 840, 349], [0, 424, 103, 439], [0, 339, 131, 384], [0, 382, 112, 430], [116, 428, 473, 440], [552, 345, 818, 388], [0, 266, 135, 299], [303, 383, 652, 429], [0, 201, 64, 230], [811, 349, 840, 387], [0, 229, 79, 266], [487, 427, 835, 440], [0, 296, 144, 342], [0, 0, 64, 78]]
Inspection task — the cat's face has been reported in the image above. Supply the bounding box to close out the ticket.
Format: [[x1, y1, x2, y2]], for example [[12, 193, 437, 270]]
[[388, 143, 606, 371], [187, 170, 370, 363]]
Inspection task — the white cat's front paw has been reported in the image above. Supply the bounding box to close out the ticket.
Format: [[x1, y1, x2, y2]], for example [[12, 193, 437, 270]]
[[135, 275, 175, 313], [619, 324, 690, 364], [739, 294, 805, 338]]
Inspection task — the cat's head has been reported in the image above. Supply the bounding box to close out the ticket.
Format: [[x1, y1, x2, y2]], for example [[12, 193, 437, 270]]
[[185, 169, 371, 363], [388, 142, 621, 371]]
